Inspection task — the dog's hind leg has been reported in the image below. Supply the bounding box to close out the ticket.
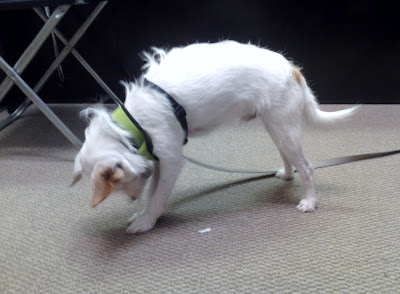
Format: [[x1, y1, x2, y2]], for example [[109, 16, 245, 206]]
[[127, 155, 184, 234], [275, 149, 294, 181], [263, 117, 317, 212], [263, 122, 294, 181]]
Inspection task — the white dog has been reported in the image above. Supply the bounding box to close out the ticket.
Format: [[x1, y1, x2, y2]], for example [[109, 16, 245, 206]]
[[72, 41, 357, 234]]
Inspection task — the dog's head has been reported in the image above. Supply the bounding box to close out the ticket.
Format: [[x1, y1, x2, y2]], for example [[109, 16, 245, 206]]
[[72, 107, 153, 207]]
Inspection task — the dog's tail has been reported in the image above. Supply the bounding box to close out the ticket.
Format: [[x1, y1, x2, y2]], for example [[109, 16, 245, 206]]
[[295, 67, 359, 127]]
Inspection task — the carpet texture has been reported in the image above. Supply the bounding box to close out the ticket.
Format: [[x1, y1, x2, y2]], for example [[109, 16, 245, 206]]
[[0, 104, 399, 293]]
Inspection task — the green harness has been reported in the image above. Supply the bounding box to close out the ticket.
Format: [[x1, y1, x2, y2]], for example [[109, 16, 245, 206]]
[[110, 79, 188, 162], [111, 106, 158, 161]]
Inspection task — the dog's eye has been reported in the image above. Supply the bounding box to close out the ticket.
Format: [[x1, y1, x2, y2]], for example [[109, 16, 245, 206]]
[[114, 162, 123, 170]]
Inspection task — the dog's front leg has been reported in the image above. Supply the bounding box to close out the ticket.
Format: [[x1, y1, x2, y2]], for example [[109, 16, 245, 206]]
[[148, 161, 161, 197], [127, 162, 160, 224], [127, 156, 184, 234]]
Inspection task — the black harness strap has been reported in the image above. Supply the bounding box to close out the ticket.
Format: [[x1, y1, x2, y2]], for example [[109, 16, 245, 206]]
[[144, 78, 189, 144]]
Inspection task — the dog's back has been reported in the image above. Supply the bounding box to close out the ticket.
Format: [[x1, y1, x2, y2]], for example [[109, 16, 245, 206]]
[[144, 41, 297, 131]]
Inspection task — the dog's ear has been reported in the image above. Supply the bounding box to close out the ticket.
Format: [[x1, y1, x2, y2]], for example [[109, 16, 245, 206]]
[[91, 165, 124, 208], [71, 154, 83, 186]]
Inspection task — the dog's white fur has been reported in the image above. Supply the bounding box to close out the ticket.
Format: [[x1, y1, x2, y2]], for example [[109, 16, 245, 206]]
[[73, 41, 358, 234]]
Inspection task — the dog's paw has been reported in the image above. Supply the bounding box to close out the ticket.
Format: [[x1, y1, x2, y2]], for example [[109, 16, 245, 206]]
[[275, 169, 294, 181], [126, 213, 156, 234], [296, 199, 317, 212]]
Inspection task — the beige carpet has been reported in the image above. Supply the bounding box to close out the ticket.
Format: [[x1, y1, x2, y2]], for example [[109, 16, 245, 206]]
[[0, 104, 399, 293]]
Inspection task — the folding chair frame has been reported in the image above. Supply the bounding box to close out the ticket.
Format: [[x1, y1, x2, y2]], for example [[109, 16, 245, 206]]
[[0, 1, 120, 149]]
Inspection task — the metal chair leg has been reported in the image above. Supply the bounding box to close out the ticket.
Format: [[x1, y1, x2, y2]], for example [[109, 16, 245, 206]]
[[30, 2, 109, 95], [0, 98, 31, 131], [0, 2, 110, 148], [0, 5, 70, 102], [34, 3, 123, 106], [0, 56, 82, 149]]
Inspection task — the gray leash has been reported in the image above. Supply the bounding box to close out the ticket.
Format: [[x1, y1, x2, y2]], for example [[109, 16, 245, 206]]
[[184, 148, 400, 175]]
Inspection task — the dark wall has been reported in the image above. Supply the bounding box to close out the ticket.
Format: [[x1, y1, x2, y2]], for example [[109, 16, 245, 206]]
[[1, 0, 399, 108]]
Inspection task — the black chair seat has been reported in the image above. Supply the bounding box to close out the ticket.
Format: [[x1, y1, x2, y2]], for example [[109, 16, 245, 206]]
[[0, 0, 105, 10]]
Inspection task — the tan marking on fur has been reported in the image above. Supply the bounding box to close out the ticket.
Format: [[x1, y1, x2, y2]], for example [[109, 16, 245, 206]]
[[292, 66, 303, 85], [91, 167, 124, 208]]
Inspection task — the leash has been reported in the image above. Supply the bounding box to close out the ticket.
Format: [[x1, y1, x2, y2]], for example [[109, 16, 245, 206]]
[[184, 148, 400, 176]]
